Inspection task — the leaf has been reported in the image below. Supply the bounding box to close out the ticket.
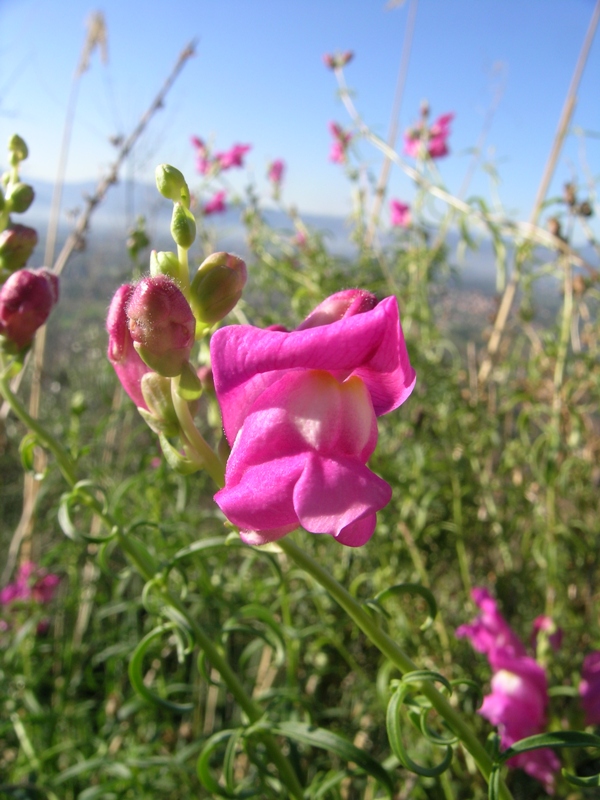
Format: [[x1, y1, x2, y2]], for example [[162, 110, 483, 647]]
[[372, 583, 438, 630], [128, 625, 193, 713], [272, 721, 395, 797]]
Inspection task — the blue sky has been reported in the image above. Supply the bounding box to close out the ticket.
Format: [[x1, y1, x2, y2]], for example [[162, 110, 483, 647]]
[[1, 0, 599, 228]]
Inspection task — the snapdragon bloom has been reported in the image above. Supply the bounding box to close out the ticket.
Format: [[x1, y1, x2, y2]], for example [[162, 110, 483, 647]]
[[580, 651, 600, 725], [203, 190, 227, 216], [328, 122, 353, 164], [215, 144, 251, 170], [191, 136, 211, 175], [268, 159, 285, 185], [457, 588, 560, 793], [404, 112, 454, 160], [107, 284, 151, 408], [210, 290, 416, 547], [0, 562, 60, 606], [390, 200, 411, 228]]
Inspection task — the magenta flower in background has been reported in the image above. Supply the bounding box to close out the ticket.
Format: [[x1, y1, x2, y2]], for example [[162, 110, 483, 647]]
[[580, 651, 600, 725], [0, 267, 59, 350], [403, 111, 454, 160], [215, 143, 251, 170], [210, 290, 416, 547], [390, 200, 411, 228], [0, 562, 60, 606], [457, 588, 560, 793], [328, 122, 353, 164], [531, 615, 563, 653], [268, 159, 285, 185], [481, 653, 560, 794], [203, 190, 227, 216], [106, 283, 151, 409]]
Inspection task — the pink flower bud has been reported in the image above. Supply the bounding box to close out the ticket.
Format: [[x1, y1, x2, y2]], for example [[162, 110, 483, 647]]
[[106, 284, 151, 408], [297, 289, 378, 331], [0, 267, 59, 350], [390, 200, 411, 228], [127, 275, 195, 377], [267, 159, 285, 185], [0, 223, 39, 274]]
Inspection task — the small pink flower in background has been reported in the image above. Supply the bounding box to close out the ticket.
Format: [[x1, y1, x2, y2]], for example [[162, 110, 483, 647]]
[[203, 190, 227, 216], [268, 159, 285, 185], [106, 284, 151, 409], [0, 562, 60, 607], [323, 50, 353, 70], [328, 122, 353, 164], [403, 111, 454, 160], [293, 230, 307, 249], [0, 267, 59, 350], [457, 588, 560, 793], [191, 135, 212, 175], [390, 200, 411, 228], [580, 651, 600, 725], [531, 615, 563, 653], [210, 290, 416, 547], [481, 653, 560, 794], [215, 143, 251, 170], [456, 587, 526, 664]]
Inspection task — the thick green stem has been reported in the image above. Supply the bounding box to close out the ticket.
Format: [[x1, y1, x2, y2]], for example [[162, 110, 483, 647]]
[[278, 535, 514, 800], [171, 376, 225, 487]]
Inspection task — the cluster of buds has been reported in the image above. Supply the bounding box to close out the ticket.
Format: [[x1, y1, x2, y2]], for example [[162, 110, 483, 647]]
[[404, 103, 454, 161], [328, 122, 353, 165], [107, 164, 247, 468], [0, 135, 58, 361], [563, 182, 594, 218], [322, 50, 353, 70]]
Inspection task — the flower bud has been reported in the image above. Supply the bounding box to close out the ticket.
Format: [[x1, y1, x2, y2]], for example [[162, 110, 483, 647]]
[[6, 182, 35, 214], [297, 289, 378, 330], [149, 250, 184, 283], [8, 134, 28, 165], [171, 202, 196, 249], [190, 252, 247, 325], [106, 284, 151, 409], [138, 372, 180, 436], [0, 223, 38, 274], [155, 164, 190, 207], [127, 275, 195, 377], [0, 267, 59, 351]]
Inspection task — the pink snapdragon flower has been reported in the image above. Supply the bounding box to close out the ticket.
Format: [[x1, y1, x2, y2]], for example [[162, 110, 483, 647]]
[[215, 143, 251, 170], [191, 136, 212, 175], [328, 122, 353, 164], [531, 615, 563, 653], [457, 588, 560, 793], [0, 267, 59, 350], [390, 200, 411, 228], [580, 651, 600, 726], [268, 159, 285, 185], [0, 562, 60, 606], [210, 290, 416, 547], [481, 653, 560, 794], [106, 284, 151, 409], [404, 111, 454, 160], [203, 190, 227, 216]]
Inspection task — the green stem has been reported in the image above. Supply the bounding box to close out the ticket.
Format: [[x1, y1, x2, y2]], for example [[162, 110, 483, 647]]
[[171, 377, 225, 487], [0, 369, 77, 487], [278, 535, 514, 800]]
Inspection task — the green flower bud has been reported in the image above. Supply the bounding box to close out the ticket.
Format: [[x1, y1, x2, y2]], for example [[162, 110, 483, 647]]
[[6, 183, 34, 214], [8, 134, 28, 164], [139, 373, 180, 436], [171, 202, 196, 250], [190, 252, 247, 324], [149, 250, 184, 282], [0, 223, 38, 273], [155, 164, 190, 207]]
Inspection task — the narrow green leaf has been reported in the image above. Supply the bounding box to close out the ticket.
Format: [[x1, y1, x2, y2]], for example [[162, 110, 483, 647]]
[[373, 583, 437, 630]]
